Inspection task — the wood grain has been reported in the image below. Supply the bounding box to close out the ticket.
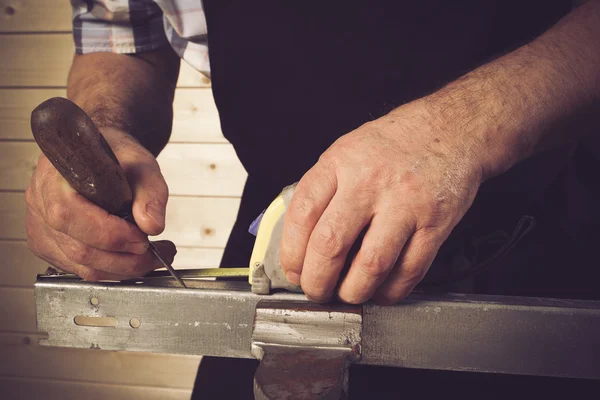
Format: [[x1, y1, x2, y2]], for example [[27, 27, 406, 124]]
[[0, 34, 210, 87], [0, 142, 38, 189], [0, 287, 35, 331], [0, 241, 48, 287], [0, 6, 238, 395], [0, 88, 226, 142], [0, 343, 200, 388], [0, 378, 192, 400], [157, 143, 247, 197], [0, 192, 26, 240], [0, 192, 241, 247], [0, 0, 72, 32]]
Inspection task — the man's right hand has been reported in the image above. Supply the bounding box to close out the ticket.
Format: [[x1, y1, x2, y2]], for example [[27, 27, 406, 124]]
[[25, 127, 176, 281]]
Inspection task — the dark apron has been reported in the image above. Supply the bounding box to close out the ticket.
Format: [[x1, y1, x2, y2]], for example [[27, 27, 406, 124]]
[[192, 1, 600, 398]]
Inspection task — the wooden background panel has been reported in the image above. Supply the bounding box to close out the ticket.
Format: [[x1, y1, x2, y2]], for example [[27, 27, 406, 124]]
[[156, 196, 241, 247], [157, 143, 247, 197], [171, 89, 226, 143], [0, 241, 48, 287], [0, 142, 246, 196], [0, 88, 226, 142], [0, 192, 240, 247], [0, 89, 64, 140], [0, 0, 72, 32], [0, 287, 35, 331], [0, 34, 74, 87], [0, 378, 192, 400], [0, 142, 38, 190], [0, 345, 200, 388], [0, 240, 225, 287], [0, 34, 210, 87], [0, 192, 26, 240], [169, 246, 224, 269]]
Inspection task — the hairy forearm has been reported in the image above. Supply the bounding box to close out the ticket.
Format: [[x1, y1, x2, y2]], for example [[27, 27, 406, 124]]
[[420, 0, 600, 180], [66, 47, 181, 156]]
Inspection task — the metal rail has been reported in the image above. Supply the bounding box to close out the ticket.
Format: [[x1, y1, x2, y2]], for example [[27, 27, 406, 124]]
[[35, 276, 600, 380]]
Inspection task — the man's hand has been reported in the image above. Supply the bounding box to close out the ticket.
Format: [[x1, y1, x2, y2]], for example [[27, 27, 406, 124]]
[[25, 128, 175, 281], [280, 0, 600, 305], [280, 103, 484, 304]]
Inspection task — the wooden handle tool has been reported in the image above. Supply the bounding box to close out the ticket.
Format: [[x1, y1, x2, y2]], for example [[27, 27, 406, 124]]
[[30, 97, 186, 288]]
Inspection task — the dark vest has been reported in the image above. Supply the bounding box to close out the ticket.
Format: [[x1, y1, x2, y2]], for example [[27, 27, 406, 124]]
[[203, 0, 599, 294], [193, 3, 600, 398]]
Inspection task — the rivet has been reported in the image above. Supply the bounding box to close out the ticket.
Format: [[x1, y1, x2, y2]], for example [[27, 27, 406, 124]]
[[209, 163, 217, 170], [90, 297, 99, 306], [5, 6, 15, 15], [129, 318, 141, 328], [204, 228, 213, 236]]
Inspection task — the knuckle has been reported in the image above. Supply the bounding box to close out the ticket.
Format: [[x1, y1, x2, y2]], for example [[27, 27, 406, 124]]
[[66, 242, 96, 265], [46, 203, 69, 232], [289, 195, 320, 224], [121, 254, 151, 276], [24, 187, 36, 209], [357, 248, 391, 279], [402, 263, 427, 284], [25, 213, 37, 240], [97, 216, 129, 250], [311, 223, 345, 260], [27, 237, 43, 258]]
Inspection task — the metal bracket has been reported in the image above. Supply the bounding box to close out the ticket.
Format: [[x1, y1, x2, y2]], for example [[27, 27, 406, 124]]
[[251, 301, 362, 400], [35, 277, 600, 380]]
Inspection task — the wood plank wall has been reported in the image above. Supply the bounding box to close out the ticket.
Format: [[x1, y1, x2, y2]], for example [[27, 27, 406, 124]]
[[0, 1, 247, 398]]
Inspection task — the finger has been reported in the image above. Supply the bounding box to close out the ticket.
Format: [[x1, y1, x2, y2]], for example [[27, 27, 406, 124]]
[[373, 231, 442, 305], [54, 230, 176, 276], [127, 161, 170, 236], [27, 208, 141, 281], [280, 165, 337, 284], [300, 192, 373, 302], [337, 210, 416, 304], [39, 171, 149, 254], [26, 154, 55, 216]]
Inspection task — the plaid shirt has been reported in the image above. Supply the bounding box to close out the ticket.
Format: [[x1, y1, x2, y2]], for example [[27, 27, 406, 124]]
[[71, 0, 210, 75]]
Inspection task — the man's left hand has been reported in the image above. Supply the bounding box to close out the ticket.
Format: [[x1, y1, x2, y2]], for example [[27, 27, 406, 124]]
[[279, 102, 485, 304]]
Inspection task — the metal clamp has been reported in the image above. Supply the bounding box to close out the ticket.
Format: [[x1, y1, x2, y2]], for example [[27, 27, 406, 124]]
[[251, 301, 362, 400]]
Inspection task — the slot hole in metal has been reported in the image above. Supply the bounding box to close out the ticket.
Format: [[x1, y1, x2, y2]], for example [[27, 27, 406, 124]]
[[74, 316, 118, 327]]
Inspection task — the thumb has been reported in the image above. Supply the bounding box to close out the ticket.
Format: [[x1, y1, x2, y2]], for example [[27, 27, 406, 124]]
[[129, 161, 169, 236]]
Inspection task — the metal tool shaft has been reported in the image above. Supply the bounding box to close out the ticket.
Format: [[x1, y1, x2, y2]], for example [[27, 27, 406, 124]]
[[148, 243, 186, 288]]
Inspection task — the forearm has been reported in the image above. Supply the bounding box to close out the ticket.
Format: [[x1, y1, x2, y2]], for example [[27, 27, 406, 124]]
[[419, 0, 600, 180], [66, 47, 181, 156]]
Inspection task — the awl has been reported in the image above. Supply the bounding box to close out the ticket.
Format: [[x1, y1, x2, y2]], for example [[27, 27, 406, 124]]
[[30, 97, 186, 288]]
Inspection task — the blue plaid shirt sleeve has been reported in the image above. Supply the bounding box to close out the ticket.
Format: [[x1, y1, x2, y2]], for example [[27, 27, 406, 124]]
[[71, 0, 169, 54]]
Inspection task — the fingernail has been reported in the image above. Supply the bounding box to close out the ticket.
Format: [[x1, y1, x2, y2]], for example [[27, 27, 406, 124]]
[[146, 201, 165, 225], [286, 271, 301, 285], [124, 240, 149, 255]]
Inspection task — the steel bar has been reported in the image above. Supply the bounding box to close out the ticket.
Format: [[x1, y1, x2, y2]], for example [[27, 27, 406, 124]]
[[35, 277, 600, 380]]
